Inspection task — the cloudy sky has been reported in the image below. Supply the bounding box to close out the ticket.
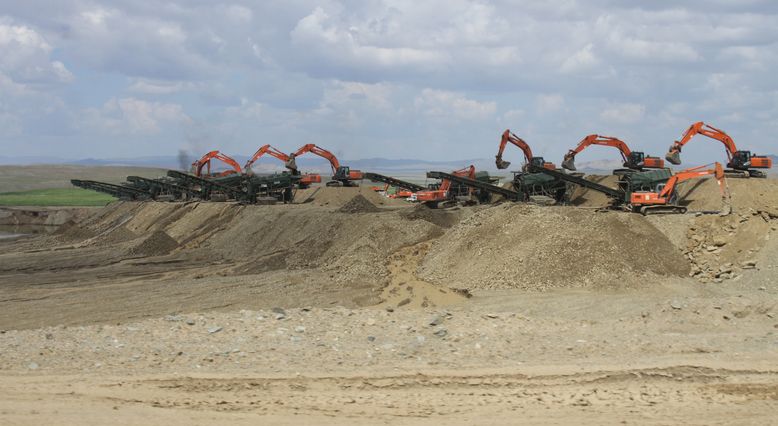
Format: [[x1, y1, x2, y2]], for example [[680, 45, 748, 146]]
[[2, 0, 777, 166]]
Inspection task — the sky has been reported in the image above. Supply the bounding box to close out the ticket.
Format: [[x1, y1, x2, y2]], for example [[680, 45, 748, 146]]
[[1, 0, 777, 166]]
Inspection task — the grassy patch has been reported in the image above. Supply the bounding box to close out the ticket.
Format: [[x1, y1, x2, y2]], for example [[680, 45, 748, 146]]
[[0, 187, 116, 206]]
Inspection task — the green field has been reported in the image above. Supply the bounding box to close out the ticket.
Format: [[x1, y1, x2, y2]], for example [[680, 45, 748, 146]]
[[0, 187, 116, 206]]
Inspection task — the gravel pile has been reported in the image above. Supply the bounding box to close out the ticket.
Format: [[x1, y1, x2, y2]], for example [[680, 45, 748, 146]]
[[418, 204, 690, 291], [337, 195, 381, 214], [51, 220, 95, 243], [129, 230, 179, 256]]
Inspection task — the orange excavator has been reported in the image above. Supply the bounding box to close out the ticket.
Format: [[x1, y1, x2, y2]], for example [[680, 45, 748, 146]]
[[190, 151, 242, 178], [561, 134, 664, 172], [665, 122, 772, 178], [630, 162, 731, 215], [244, 144, 321, 186], [244, 145, 290, 175], [287, 144, 362, 186], [416, 165, 475, 206], [495, 129, 556, 170]]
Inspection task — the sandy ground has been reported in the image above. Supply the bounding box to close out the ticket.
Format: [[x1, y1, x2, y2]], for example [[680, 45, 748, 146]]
[[1, 182, 778, 425]]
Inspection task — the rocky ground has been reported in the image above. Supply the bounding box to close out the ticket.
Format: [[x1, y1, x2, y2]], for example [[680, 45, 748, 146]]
[[1, 181, 778, 425]]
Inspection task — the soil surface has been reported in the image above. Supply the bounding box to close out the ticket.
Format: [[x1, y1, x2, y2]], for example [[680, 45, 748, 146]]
[[2, 182, 778, 425]]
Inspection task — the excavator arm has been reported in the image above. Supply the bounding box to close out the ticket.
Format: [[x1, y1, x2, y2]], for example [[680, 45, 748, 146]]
[[666, 122, 736, 165], [562, 135, 630, 171], [289, 144, 362, 185], [630, 162, 731, 215], [244, 145, 289, 174], [495, 130, 555, 170], [562, 135, 663, 171], [190, 151, 242, 178]]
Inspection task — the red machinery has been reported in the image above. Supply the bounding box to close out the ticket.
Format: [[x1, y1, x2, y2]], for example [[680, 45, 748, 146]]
[[288, 144, 362, 186], [561, 134, 664, 172], [665, 122, 771, 178], [190, 151, 242, 178], [495, 129, 556, 170], [630, 162, 731, 215], [245, 144, 321, 186], [416, 165, 475, 205]]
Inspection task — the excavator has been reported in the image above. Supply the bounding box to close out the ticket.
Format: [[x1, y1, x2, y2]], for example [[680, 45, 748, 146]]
[[416, 165, 475, 207], [561, 134, 664, 173], [190, 151, 243, 178], [665, 122, 772, 178], [630, 162, 731, 215], [287, 144, 362, 187], [495, 129, 556, 170], [244, 145, 321, 187], [244, 145, 291, 175]]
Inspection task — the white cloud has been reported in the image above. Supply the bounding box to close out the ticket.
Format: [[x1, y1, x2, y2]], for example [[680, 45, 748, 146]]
[[600, 102, 645, 124], [81, 98, 192, 135], [0, 23, 75, 86], [535, 94, 566, 115], [414, 88, 496, 120], [561, 43, 597, 73]]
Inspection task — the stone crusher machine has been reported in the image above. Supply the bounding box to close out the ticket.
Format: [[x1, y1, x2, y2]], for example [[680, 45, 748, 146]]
[[524, 163, 731, 215], [491, 129, 572, 204]]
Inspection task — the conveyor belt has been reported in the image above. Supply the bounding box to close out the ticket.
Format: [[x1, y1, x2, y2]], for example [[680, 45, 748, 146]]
[[362, 172, 427, 192], [426, 171, 520, 200]]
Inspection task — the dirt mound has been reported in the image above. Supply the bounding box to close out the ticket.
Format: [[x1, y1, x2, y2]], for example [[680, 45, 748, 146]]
[[569, 174, 619, 207], [401, 203, 462, 228], [337, 194, 381, 214], [682, 211, 776, 283], [681, 177, 778, 215], [129, 230, 179, 257], [418, 204, 690, 291], [94, 225, 138, 246], [51, 220, 95, 243], [293, 186, 410, 208]]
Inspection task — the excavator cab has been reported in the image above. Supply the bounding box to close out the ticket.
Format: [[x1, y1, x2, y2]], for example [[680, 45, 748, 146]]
[[530, 157, 547, 167], [336, 166, 350, 179], [625, 152, 645, 169], [729, 150, 751, 169]]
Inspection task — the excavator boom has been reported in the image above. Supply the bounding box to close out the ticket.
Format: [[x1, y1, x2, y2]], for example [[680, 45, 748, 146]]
[[190, 151, 242, 178], [630, 162, 731, 215], [245, 145, 289, 174], [561, 135, 663, 171], [289, 144, 362, 185], [495, 130, 555, 170]]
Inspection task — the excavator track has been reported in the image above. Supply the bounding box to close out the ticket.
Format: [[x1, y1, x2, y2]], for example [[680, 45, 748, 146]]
[[638, 205, 687, 216]]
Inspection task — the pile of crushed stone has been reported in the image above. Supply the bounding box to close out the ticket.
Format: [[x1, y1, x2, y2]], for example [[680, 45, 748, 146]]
[[129, 230, 179, 257], [293, 186, 410, 208], [417, 204, 690, 292], [569, 174, 620, 207], [401, 203, 462, 228], [337, 195, 381, 214], [51, 220, 95, 243]]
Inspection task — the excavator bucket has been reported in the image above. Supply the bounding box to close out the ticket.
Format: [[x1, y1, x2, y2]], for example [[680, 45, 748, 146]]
[[496, 159, 511, 170], [561, 157, 576, 171], [665, 150, 682, 165]]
